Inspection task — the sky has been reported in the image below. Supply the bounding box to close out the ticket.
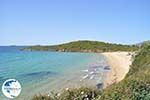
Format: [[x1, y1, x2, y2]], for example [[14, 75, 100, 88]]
[[0, 0, 150, 45]]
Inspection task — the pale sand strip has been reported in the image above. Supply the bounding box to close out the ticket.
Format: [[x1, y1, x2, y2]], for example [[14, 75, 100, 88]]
[[102, 52, 132, 88]]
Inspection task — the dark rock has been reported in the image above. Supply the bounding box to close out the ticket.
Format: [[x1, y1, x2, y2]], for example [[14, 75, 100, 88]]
[[96, 83, 103, 89], [104, 66, 111, 70]]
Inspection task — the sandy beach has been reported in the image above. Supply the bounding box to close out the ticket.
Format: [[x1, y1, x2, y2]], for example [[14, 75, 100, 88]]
[[102, 52, 132, 88]]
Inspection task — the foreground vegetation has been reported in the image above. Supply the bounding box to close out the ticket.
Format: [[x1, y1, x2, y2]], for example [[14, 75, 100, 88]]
[[22, 40, 138, 52], [33, 87, 102, 100], [32, 43, 150, 100]]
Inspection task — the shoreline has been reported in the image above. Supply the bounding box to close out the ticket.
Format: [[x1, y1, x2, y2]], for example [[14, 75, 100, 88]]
[[102, 52, 132, 88]]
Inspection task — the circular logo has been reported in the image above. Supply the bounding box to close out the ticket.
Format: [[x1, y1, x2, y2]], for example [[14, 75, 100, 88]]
[[2, 79, 21, 98]]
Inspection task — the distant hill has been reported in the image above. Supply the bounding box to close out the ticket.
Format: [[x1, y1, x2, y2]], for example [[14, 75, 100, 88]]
[[136, 40, 150, 47], [22, 40, 138, 52]]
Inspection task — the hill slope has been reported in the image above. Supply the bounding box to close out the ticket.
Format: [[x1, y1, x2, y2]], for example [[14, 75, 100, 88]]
[[100, 45, 150, 99]]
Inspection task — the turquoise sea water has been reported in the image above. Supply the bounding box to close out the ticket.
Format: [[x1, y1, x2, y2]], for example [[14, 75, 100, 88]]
[[0, 46, 109, 100]]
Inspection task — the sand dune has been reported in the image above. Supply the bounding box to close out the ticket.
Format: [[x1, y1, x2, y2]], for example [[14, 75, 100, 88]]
[[102, 52, 132, 88]]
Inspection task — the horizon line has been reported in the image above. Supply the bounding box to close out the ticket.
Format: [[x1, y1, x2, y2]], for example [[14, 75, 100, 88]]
[[0, 39, 148, 46]]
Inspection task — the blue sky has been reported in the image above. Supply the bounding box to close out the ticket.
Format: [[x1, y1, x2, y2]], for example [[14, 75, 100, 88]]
[[0, 0, 150, 45]]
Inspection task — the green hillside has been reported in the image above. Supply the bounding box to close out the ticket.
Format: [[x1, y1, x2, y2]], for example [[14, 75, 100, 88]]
[[22, 40, 138, 52]]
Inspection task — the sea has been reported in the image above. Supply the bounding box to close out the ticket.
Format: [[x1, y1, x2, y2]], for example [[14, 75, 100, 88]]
[[0, 46, 110, 100]]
